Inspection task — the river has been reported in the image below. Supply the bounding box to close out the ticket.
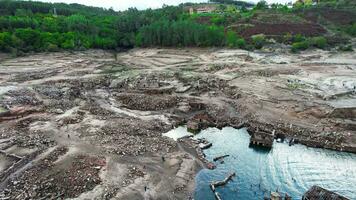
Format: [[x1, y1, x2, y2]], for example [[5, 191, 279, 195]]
[[164, 126, 356, 200]]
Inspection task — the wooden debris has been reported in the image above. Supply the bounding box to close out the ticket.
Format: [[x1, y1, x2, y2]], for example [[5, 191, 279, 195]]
[[210, 172, 236, 200], [200, 142, 212, 150], [213, 155, 229, 162]]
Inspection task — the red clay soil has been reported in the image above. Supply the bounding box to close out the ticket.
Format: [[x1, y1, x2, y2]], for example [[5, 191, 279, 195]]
[[236, 23, 326, 38], [302, 8, 356, 25]]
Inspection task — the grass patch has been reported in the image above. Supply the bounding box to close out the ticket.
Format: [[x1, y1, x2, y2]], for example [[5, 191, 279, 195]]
[[287, 82, 307, 90]]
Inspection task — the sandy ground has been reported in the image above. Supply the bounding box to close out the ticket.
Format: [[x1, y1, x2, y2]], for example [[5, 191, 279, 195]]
[[0, 47, 355, 199]]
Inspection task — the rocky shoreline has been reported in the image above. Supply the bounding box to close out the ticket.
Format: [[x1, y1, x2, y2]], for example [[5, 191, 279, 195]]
[[0, 48, 355, 199]]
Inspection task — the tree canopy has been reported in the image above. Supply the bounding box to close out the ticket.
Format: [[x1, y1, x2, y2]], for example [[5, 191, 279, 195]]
[[0, 0, 353, 54]]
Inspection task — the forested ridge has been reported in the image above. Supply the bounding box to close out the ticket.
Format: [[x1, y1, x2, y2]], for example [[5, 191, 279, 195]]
[[0, 0, 355, 55]]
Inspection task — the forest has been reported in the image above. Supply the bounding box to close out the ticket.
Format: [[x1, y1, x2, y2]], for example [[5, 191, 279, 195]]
[[0, 0, 355, 54]]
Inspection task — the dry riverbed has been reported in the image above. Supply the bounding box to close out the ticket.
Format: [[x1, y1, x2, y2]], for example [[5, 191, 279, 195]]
[[0, 48, 355, 199]]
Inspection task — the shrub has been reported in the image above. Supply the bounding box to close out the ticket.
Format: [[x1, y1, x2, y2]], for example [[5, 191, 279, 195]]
[[236, 38, 246, 48], [291, 41, 310, 52], [251, 34, 266, 49], [46, 43, 59, 52], [292, 34, 305, 43], [211, 16, 225, 26], [338, 45, 353, 52], [226, 31, 237, 47], [93, 37, 117, 49], [310, 36, 327, 49], [283, 33, 293, 44], [345, 23, 356, 36], [226, 31, 245, 48]]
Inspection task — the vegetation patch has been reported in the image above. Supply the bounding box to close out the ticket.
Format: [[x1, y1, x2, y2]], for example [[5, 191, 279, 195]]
[[287, 81, 308, 90], [239, 23, 326, 38], [0, 0, 354, 53]]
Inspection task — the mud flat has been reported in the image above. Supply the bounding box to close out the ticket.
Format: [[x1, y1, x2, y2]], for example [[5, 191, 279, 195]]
[[0, 48, 355, 199]]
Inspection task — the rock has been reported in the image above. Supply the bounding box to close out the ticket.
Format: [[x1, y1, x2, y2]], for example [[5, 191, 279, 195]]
[[176, 85, 192, 93], [53, 109, 64, 114], [187, 121, 200, 134]]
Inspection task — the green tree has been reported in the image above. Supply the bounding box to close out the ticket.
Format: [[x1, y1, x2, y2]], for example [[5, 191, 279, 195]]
[[14, 28, 41, 50], [255, 0, 268, 10]]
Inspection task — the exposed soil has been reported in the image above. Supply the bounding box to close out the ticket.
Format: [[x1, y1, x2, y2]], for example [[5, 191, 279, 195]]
[[0, 47, 355, 199], [302, 8, 356, 26], [236, 22, 326, 38]]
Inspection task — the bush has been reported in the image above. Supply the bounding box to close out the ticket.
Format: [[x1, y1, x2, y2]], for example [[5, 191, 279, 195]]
[[338, 45, 353, 52], [292, 34, 305, 43], [45, 43, 59, 52], [251, 34, 266, 49], [345, 23, 356, 36], [310, 36, 327, 49], [211, 16, 225, 26], [226, 31, 245, 48], [93, 37, 117, 49], [283, 33, 293, 44], [236, 38, 246, 48], [291, 41, 310, 52]]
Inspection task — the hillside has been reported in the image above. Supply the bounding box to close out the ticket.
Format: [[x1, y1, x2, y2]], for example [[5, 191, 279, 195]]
[[0, 1, 356, 200], [0, 0, 355, 55]]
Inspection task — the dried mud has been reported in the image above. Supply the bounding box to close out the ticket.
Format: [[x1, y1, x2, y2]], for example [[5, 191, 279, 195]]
[[0, 47, 355, 199]]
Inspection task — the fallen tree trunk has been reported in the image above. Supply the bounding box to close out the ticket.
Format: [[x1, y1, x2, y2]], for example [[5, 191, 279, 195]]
[[213, 155, 229, 162], [210, 172, 236, 200]]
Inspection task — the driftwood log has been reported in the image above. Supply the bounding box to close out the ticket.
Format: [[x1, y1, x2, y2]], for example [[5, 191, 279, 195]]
[[200, 142, 212, 150], [213, 155, 229, 162], [210, 172, 236, 200]]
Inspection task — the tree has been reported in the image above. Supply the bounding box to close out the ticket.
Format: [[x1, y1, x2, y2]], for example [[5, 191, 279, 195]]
[[65, 14, 89, 33], [255, 0, 268, 10], [14, 28, 41, 49], [0, 32, 12, 50]]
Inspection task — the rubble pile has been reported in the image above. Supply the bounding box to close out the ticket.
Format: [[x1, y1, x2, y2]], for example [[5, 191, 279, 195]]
[[1, 147, 68, 199], [33, 85, 64, 100], [82, 101, 115, 117], [127, 165, 145, 178], [10, 69, 60, 82], [115, 93, 179, 111], [1, 89, 41, 106], [1, 147, 106, 200], [90, 119, 175, 156], [0, 48, 355, 199]]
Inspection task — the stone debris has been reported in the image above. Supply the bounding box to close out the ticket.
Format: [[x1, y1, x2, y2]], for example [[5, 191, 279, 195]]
[[1, 147, 106, 200], [0, 48, 355, 199]]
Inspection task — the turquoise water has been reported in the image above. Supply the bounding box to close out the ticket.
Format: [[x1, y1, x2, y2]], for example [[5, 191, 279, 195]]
[[164, 127, 356, 200]]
